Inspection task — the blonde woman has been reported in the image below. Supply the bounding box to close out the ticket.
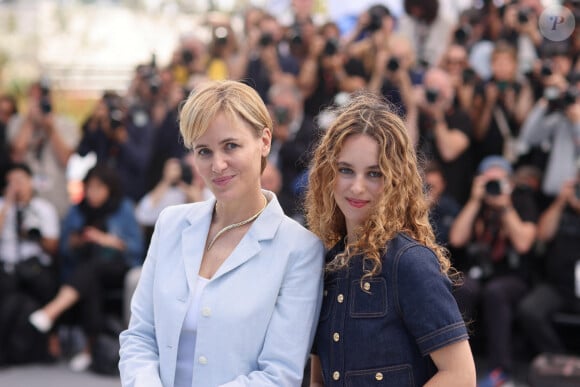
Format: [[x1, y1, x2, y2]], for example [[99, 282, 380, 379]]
[[306, 92, 475, 386], [119, 80, 324, 387]]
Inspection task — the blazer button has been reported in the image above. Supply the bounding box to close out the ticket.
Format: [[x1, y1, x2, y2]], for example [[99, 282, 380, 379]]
[[332, 371, 340, 380], [198, 356, 208, 365], [332, 332, 340, 342], [363, 282, 371, 291], [337, 294, 344, 303], [201, 307, 211, 317], [375, 372, 383, 381], [324, 290, 328, 296]]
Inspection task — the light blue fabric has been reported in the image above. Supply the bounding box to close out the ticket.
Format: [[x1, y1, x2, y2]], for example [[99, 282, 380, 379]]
[[119, 191, 324, 387]]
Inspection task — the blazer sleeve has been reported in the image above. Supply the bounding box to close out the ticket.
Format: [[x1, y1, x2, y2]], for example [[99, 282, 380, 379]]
[[219, 233, 325, 387], [118, 209, 163, 387]]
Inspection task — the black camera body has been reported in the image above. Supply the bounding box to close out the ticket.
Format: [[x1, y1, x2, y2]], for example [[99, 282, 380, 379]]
[[462, 68, 476, 84], [259, 33, 274, 47], [387, 57, 400, 72], [39, 78, 52, 114], [485, 179, 505, 196], [425, 88, 439, 104], [273, 106, 290, 125], [323, 39, 339, 56], [517, 8, 531, 24]]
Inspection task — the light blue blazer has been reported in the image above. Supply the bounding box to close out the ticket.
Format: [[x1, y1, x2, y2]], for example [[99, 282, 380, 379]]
[[119, 191, 324, 387]]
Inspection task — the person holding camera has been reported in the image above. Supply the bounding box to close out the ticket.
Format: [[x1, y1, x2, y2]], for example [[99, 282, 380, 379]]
[[472, 41, 534, 164], [0, 162, 60, 302], [297, 22, 365, 118], [267, 81, 319, 222], [77, 88, 157, 202], [518, 177, 580, 355], [28, 164, 144, 371], [7, 80, 79, 218], [238, 13, 300, 103], [517, 63, 580, 207], [439, 44, 480, 118], [412, 67, 475, 206], [0, 162, 60, 364], [449, 155, 538, 387]]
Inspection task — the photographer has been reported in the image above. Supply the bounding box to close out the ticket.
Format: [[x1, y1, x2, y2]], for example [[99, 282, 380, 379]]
[[0, 94, 17, 192], [297, 22, 365, 117], [412, 67, 475, 205], [517, 65, 580, 206], [0, 163, 60, 365], [518, 177, 580, 355], [238, 13, 300, 103], [0, 162, 59, 301], [136, 157, 210, 246], [472, 41, 534, 164], [77, 88, 156, 202], [449, 155, 538, 386], [439, 44, 480, 118], [8, 80, 79, 218]]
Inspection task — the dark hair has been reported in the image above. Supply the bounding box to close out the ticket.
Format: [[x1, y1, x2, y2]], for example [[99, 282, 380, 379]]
[[80, 164, 124, 224], [6, 162, 33, 177], [404, 0, 439, 24]]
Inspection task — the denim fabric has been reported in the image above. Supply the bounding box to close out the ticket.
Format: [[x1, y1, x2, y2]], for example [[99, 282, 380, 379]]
[[314, 233, 468, 386]]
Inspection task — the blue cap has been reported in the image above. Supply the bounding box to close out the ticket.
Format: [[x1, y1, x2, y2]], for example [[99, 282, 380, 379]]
[[477, 155, 513, 175]]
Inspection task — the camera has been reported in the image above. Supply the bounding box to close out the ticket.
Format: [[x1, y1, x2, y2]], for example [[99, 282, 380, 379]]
[[454, 25, 471, 44], [387, 57, 400, 72], [288, 25, 303, 46], [323, 39, 339, 56], [540, 61, 553, 77], [39, 78, 52, 114], [273, 106, 290, 125], [563, 86, 579, 106], [462, 68, 476, 84], [259, 33, 274, 47], [517, 8, 531, 24], [485, 179, 504, 196], [425, 88, 439, 104], [181, 49, 195, 65]]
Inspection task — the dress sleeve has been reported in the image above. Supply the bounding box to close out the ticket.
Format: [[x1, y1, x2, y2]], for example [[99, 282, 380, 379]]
[[394, 245, 468, 356]]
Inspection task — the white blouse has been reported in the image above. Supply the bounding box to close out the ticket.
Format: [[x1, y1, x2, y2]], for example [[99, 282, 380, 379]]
[[174, 275, 210, 387]]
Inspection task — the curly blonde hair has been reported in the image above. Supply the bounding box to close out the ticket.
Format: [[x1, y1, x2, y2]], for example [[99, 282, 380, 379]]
[[305, 92, 451, 278]]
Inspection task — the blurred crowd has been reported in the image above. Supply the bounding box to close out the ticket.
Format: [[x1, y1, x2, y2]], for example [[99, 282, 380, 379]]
[[1, 0, 580, 384]]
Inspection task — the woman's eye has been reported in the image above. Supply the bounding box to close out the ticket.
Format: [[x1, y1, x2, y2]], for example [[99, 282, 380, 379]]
[[225, 143, 238, 150], [338, 167, 353, 175], [197, 148, 210, 156], [368, 171, 383, 178]]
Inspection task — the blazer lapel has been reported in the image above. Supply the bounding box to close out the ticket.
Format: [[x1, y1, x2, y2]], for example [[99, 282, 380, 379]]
[[212, 191, 285, 281], [181, 200, 214, 292]]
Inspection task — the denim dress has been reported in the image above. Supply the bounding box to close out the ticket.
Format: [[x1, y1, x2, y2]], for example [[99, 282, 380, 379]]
[[313, 233, 468, 386]]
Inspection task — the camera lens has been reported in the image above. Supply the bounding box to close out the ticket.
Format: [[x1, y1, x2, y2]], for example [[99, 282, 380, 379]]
[[387, 57, 400, 72], [485, 180, 502, 196], [425, 88, 439, 104]]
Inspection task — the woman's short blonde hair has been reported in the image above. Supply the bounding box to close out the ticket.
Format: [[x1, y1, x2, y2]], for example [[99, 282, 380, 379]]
[[179, 80, 272, 172]]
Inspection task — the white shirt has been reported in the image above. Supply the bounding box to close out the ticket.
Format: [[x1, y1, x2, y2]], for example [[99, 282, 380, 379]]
[[0, 196, 60, 266], [174, 275, 210, 387]]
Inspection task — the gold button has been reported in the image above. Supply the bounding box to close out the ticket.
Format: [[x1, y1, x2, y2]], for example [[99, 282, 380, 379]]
[[332, 332, 340, 342], [324, 290, 328, 296], [363, 282, 371, 291], [332, 371, 340, 380], [375, 372, 383, 381], [337, 294, 344, 303]]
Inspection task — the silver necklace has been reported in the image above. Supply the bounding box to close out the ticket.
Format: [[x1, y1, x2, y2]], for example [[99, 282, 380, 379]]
[[206, 195, 268, 251]]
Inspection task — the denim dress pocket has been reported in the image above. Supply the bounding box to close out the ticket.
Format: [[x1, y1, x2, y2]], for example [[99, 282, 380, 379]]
[[349, 278, 387, 318], [345, 364, 414, 386]]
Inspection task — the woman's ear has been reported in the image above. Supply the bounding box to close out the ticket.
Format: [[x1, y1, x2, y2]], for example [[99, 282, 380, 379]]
[[261, 127, 272, 156]]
